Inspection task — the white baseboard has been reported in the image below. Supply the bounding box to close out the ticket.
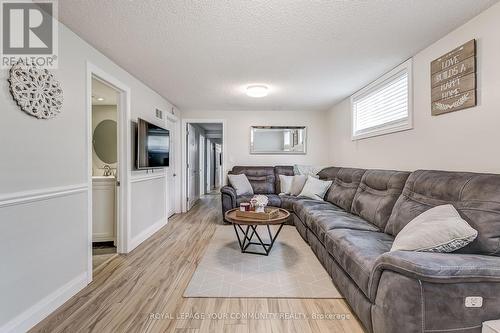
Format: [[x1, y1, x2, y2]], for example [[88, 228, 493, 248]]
[[92, 232, 115, 243], [128, 218, 168, 252], [0, 272, 88, 333]]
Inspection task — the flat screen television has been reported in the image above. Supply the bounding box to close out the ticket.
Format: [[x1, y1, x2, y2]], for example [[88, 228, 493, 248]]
[[136, 118, 170, 169]]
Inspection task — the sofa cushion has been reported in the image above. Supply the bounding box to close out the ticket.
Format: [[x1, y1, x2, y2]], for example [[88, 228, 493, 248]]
[[231, 166, 275, 194], [385, 170, 500, 256], [293, 199, 342, 225], [236, 194, 281, 208], [324, 229, 394, 297], [317, 166, 342, 180], [279, 195, 301, 211], [351, 169, 410, 229], [319, 167, 366, 212], [309, 210, 380, 244]]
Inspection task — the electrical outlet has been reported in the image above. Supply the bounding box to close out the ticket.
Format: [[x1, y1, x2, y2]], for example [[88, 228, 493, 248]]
[[465, 296, 483, 308]]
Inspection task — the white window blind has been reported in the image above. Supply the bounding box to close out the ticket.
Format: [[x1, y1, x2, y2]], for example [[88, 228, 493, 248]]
[[351, 59, 413, 140]]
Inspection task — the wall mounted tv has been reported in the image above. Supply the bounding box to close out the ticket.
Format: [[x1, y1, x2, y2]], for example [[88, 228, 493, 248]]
[[136, 118, 170, 169]]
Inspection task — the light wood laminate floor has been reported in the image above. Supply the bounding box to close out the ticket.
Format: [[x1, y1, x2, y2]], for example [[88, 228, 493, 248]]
[[31, 193, 364, 333]]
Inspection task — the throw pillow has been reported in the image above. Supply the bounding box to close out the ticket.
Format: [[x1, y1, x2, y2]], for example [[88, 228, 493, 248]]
[[227, 174, 254, 196], [298, 175, 333, 201], [290, 175, 308, 196], [279, 175, 294, 195], [391, 204, 478, 253], [293, 164, 323, 177]]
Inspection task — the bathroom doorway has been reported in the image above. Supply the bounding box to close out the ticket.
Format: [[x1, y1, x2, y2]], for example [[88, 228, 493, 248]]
[[86, 63, 131, 283], [91, 77, 119, 270]]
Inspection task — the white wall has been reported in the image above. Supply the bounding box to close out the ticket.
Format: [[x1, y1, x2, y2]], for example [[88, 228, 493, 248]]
[[0, 22, 180, 332], [182, 110, 330, 170], [326, 2, 500, 173]]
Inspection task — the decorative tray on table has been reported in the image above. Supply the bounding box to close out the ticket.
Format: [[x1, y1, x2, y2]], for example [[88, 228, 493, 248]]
[[235, 207, 280, 220]]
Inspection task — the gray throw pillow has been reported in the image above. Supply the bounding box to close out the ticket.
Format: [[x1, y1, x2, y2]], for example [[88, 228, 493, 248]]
[[391, 204, 478, 253], [227, 174, 254, 196]]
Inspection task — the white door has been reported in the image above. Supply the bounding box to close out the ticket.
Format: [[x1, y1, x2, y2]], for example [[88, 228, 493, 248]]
[[187, 124, 199, 210], [206, 139, 212, 193], [199, 134, 205, 196], [166, 117, 177, 217], [214, 143, 222, 190]]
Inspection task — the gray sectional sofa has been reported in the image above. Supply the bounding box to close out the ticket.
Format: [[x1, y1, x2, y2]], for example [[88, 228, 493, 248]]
[[221, 165, 500, 333]]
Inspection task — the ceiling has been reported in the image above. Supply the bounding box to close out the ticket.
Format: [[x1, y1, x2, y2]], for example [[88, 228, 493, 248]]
[[60, 0, 498, 111], [196, 123, 223, 132], [92, 78, 118, 106]]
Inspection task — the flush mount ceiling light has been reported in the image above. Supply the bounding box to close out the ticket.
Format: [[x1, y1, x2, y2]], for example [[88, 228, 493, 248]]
[[97, 97, 104, 101], [246, 84, 269, 98]]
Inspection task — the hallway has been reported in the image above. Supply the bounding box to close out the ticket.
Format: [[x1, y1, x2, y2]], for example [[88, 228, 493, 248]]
[[32, 195, 361, 333]]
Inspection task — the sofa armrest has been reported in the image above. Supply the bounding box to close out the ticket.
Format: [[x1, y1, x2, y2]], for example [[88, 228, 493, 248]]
[[221, 185, 237, 220], [369, 251, 500, 300], [370, 251, 500, 333]]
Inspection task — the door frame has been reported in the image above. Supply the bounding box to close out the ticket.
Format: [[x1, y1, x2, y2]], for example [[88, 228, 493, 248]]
[[86, 62, 131, 283], [199, 133, 205, 197], [186, 123, 200, 210], [181, 119, 226, 212], [166, 112, 181, 217], [205, 138, 212, 193]]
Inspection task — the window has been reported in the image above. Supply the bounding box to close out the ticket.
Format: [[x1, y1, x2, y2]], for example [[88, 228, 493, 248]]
[[351, 59, 413, 140]]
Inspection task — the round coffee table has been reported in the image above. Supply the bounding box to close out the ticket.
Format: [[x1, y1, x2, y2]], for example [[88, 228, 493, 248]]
[[225, 207, 290, 256]]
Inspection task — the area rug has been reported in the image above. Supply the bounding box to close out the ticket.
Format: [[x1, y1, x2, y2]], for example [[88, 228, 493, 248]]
[[184, 225, 343, 298]]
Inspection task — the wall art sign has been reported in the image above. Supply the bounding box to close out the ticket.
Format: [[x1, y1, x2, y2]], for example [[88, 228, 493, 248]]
[[8, 59, 63, 119], [430, 39, 476, 116]]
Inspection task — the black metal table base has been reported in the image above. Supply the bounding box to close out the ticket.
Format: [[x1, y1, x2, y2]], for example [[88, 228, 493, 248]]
[[233, 223, 284, 256]]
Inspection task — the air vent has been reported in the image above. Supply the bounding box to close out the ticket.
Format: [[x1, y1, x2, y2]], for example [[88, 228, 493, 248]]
[[155, 109, 163, 119]]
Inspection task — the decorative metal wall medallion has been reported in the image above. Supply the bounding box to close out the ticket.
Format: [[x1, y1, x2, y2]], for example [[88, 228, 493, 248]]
[[8, 60, 64, 119]]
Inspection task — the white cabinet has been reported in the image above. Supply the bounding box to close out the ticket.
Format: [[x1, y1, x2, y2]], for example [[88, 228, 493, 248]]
[[92, 177, 116, 243]]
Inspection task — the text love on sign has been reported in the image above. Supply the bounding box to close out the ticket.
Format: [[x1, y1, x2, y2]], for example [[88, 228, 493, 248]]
[[430, 39, 476, 116]]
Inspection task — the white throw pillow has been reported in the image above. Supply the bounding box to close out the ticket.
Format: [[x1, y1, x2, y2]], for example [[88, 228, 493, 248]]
[[290, 175, 308, 196], [227, 174, 254, 196], [298, 176, 333, 201], [391, 204, 478, 253], [279, 175, 294, 195], [294, 164, 323, 177]]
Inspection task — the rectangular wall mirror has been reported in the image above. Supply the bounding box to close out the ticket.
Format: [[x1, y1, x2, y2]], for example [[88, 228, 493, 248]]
[[250, 126, 307, 154]]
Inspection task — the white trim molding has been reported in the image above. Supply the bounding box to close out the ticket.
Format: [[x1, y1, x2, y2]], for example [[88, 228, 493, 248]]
[[0, 184, 87, 208], [181, 118, 227, 213], [131, 173, 166, 183], [0, 272, 87, 333], [128, 218, 167, 252]]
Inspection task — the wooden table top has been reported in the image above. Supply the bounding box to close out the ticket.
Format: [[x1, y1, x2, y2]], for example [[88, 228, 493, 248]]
[[225, 207, 290, 225]]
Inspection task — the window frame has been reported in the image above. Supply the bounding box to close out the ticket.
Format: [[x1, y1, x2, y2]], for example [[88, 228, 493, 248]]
[[351, 59, 413, 140]]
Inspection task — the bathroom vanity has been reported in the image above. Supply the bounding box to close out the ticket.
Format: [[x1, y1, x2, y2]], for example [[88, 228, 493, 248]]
[[92, 176, 116, 243]]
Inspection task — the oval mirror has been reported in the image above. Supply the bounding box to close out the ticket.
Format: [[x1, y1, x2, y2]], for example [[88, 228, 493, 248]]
[[93, 119, 117, 164]]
